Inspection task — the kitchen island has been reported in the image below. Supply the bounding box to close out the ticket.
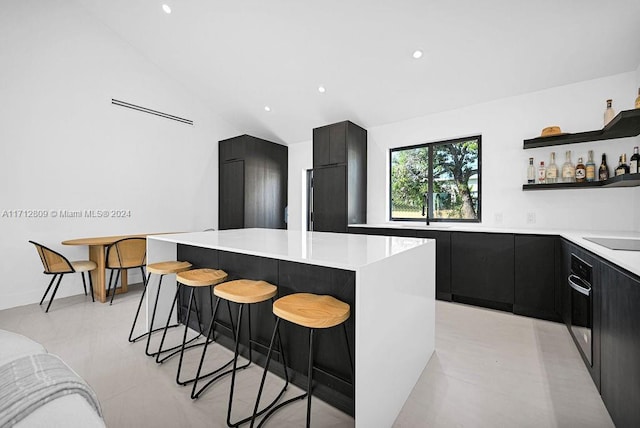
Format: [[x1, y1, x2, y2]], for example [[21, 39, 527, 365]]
[[146, 228, 435, 427]]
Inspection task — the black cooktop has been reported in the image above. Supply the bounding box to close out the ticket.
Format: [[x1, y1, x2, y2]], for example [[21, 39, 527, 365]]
[[584, 237, 640, 251]]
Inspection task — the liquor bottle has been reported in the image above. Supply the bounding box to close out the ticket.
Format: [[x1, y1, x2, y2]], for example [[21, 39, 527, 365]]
[[630, 146, 639, 174], [538, 161, 546, 184], [599, 153, 610, 181], [585, 150, 596, 182], [561, 150, 575, 183], [527, 157, 535, 184], [575, 157, 586, 182], [546, 152, 558, 183], [636, 88, 640, 109], [604, 99, 615, 126], [615, 154, 630, 176]]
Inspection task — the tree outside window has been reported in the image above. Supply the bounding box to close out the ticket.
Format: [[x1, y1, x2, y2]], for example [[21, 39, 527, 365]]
[[390, 136, 481, 222]]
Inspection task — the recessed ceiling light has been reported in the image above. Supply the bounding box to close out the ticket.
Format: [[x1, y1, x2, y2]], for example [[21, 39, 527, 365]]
[[162, 4, 171, 14], [264, 106, 271, 112], [318, 85, 326, 93], [412, 50, 423, 59]]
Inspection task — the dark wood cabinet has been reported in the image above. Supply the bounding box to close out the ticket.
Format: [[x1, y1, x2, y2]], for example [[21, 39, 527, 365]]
[[600, 261, 640, 428], [218, 135, 287, 230], [514, 235, 560, 321], [451, 232, 514, 310], [416, 230, 452, 300], [312, 121, 366, 233]]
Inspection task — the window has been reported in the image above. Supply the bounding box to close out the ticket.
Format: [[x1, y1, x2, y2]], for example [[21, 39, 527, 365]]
[[390, 135, 481, 222]]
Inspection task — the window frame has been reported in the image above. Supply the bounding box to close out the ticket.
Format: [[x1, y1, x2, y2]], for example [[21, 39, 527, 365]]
[[389, 135, 482, 223]]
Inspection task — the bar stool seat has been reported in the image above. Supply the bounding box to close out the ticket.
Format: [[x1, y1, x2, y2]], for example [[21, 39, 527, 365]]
[[157, 268, 228, 385], [251, 293, 353, 428], [147, 261, 192, 275], [192, 279, 288, 428], [214, 279, 277, 304], [273, 293, 350, 329], [129, 260, 192, 346]]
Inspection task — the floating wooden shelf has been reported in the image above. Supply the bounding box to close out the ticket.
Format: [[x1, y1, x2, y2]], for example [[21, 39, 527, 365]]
[[523, 109, 640, 149], [523, 173, 640, 190]]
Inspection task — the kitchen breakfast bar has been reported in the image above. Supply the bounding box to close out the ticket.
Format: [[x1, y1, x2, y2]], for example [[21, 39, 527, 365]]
[[145, 229, 435, 427]]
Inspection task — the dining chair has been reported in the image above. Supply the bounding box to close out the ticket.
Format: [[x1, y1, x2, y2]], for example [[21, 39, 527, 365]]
[[29, 241, 97, 313], [105, 237, 147, 305]]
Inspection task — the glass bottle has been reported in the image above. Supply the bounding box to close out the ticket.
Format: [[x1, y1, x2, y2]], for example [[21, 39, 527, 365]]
[[538, 161, 546, 184], [561, 150, 575, 183], [604, 99, 615, 126], [599, 153, 610, 181], [585, 150, 596, 182], [636, 88, 640, 109], [575, 157, 586, 182], [615, 154, 629, 176], [546, 152, 558, 184], [527, 157, 535, 184], [630, 146, 639, 174]]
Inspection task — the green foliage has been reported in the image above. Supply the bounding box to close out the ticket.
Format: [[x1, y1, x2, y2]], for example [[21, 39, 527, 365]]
[[391, 138, 479, 220]]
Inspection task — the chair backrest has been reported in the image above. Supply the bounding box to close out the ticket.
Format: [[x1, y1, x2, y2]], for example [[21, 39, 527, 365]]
[[29, 241, 74, 274], [106, 237, 146, 269]]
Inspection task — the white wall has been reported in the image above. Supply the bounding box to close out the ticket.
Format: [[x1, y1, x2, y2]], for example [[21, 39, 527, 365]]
[[0, 1, 238, 310], [287, 141, 313, 231], [288, 72, 640, 233]]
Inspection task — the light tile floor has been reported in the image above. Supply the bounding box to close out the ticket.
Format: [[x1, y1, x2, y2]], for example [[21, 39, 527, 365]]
[[0, 286, 614, 427]]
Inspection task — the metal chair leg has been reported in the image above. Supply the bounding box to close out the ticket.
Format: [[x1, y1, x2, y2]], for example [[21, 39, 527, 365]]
[[305, 329, 315, 428], [156, 284, 182, 363], [45, 274, 64, 313], [40, 274, 58, 306], [176, 288, 196, 385], [110, 269, 121, 305]]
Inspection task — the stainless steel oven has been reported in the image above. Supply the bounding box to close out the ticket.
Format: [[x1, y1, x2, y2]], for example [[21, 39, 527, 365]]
[[568, 253, 593, 365]]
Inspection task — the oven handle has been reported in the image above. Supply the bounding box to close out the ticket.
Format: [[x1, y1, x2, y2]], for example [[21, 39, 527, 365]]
[[568, 274, 591, 296]]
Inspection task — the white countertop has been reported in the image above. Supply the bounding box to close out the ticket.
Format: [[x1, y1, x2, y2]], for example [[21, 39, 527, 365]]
[[149, 228, 431, 271], [350, 223, 640, 277]]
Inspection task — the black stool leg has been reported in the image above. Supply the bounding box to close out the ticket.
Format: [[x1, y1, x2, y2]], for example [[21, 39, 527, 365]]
[[129, 271, 151, 343], [250, 317, 292, 428], [176, 287, 196, 385], [40, 274, 58, 306], [45, 274, 64, 313], [343, 323, 354, 380], [191, 295, 237, 399], [156, 284, 182, 363], [81, 272, 87, 296], [88, 271, 95, 302], [305, 329, 315, 428]]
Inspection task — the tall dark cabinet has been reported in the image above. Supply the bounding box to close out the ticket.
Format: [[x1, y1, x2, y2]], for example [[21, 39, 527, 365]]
[[218, 135, 288, 230], [312, 121, 367, 233]]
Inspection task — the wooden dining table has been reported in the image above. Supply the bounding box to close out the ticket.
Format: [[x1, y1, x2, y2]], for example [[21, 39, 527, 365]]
[[62, 233, 158, 303]]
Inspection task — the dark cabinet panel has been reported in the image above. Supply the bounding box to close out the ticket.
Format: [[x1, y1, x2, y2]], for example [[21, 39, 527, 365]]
[[313, 121, 347, 167], [219, 160, 244, 230], [348, 227, 417, 238], [416, 230, 452, 300], [219, 135, 287, 230], [600, 261, 640, 428], [313, 165, 347, 233], [451, 232, 514, 308], [514, 235, 560, 321], [312, 121, 366, 232]]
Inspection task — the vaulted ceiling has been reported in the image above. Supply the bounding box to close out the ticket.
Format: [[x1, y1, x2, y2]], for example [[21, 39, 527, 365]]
[[75, 0, 640, 144]]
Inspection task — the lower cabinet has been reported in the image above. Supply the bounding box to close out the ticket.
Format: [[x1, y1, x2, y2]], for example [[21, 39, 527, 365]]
[[451, 232, 514, 310], [600, 261, 640, 427], [514, 235, 560, 322]]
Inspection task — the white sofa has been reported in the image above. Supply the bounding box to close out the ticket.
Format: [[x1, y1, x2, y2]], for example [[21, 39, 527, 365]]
[[0, 329, 105, 428]]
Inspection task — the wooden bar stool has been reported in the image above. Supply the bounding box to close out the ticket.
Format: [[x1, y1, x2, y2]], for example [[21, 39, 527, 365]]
[[191, 279, 289, 428], [156, 268, 228, 385], [128, 260, 192, 352], [251, 293, 353, 428]]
